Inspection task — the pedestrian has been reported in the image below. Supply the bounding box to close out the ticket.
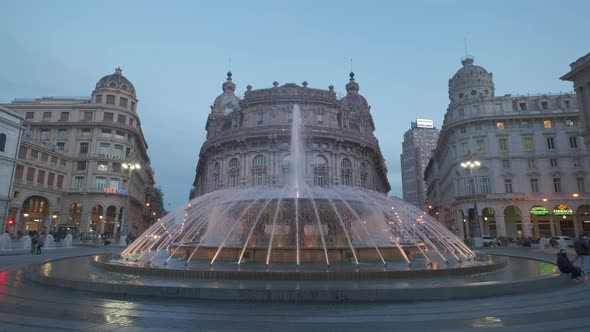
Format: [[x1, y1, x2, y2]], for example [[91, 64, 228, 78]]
[[30, 231, 38, 254], [574, 233, 590, 274], [556, 249, 582, 281], [36, 232, 46, 254]]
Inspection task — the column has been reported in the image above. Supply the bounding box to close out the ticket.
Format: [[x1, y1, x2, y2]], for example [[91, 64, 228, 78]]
[[521, 214, 532, 238], [14, 208, 21, 234], [80, 208, 91, 233], [550, 214, 558, 236], [495, 213, 507, 237], [99, 211, 106, 234], [573, 214, 580, 238]]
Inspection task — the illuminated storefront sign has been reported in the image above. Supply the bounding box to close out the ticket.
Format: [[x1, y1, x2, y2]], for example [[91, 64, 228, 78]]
[[553, 204, 573, 216], [530, 206, 548, 216]]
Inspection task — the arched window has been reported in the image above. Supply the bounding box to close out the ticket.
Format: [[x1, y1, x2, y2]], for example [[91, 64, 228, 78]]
[[281, 154, 291, 185], [341, 158, 352, 186], [121, 84, 128, 91], [228, 158, 240, 187], [0, 133, 6, 152], [109, 81, 117, 88], [360, 162, 368, 188], [253, 155, 266, 186], [213, 162, 221, 190], [314, 155, 329, 187]]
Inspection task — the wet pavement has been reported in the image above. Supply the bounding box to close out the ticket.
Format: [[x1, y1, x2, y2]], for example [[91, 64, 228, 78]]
[[1, 246, 589, 331]]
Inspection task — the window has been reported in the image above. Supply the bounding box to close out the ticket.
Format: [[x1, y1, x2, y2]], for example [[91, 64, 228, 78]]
[[15, 164, 23, 180], [502, 159, 511, 169], [25, 112, 34, 120], [314, 155, 329, 187], [317, 113, 323, 124], [553, 178, 561, 193], [119, 97, 128, 108], [18, 146, 27, 159], [458, 108, 464, 118], [31, 150, 38, 159], [480, 176, 491, 194], [528, 159, 536, 169], [97, 162, 108, 171], [80, 142, 89, 154], [475, 124, 482, 132], [0, 133, 5, 152], [47, 172, 55, 186], [83, 112, 93, 121], [461, 142, 469, 156], [99, 143, 110, 155], [257, 112, 264, 125], [106, 95, 115, 105], [73, 176, 85, 189], [76, 161, 86, 171], [42, 112, 52, 121], [81, 129, 91, 138], [95, 177, 106, 190], [95, 95, 102, 104], [213, 162, 221, 190], [541, 101, 548, 110], [112, 162, 121, 172], [113, 145, 123, 159], [41, 153, 48, 162], [129, 118, 134, 127], [476, 139, 485, 152], [472, 105, 480, 115], [550, 159, 558, 168], [117, 114, 126, 124], [566, 120, 575, 127], [115, 131, 125, 140], [569, 136, 578, 149], [546, 137, 555, 149], [495, 103, 503, 112], [55, 142, 65, 151], [59, 112, 69, 122], [26, 167, 35, 182], [498, 138, 507, 152], [523, 136, 533, 151], [103, 112, 114, 122], [37, 170, 45, 184], [573, 158, 581, 168], [360, 163, 368, 188], [341, 158, 353, 186], [564, 100, 571, 108], [519, 102, 527, 111], [101, 129, 112, 138], [57, 175, 63, 188], [131, 102, 136, 112], [287, 111, 293, 123], [460, 126, 467, 134], [496, 122, 505, 130], [504, 179, 513, 193], [228, 158, 240, 187], [110, 178, 120, 191], [57, 129, 67, 138], [40, 129, 49, 140], [577, 177, 586, 193], [530, 179, 539, 193], [253, 155, 266, 185], [543, 120, 552, 128], [50, 156, 57, 164]]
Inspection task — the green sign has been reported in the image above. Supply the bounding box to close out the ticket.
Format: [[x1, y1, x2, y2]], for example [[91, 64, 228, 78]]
[[530, 206, 548, 216], [553, 204, 573, 216]]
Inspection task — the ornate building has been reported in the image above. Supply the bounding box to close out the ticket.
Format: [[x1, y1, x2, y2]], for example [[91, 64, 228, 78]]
[[1, 68, 162, 240], [562, 52, 590, 154], [0, 106, 25, 233], [425, 57, 590, 240], [400, 120, 439, 211], [190, 72, 390, 198]]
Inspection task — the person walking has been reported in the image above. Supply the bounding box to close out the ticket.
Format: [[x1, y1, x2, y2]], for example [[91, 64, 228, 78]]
[[36, 232, 46, 254], [574, 233, 590, 274]]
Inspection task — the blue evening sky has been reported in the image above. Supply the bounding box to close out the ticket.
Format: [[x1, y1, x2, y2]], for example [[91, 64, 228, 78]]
[[0, 0, 587, 209]]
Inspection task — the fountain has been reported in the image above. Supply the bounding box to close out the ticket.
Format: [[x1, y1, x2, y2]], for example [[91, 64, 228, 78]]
[[43, 234, 55, 249], [119, 105, 476, 271], [0, 232, 11, 251]]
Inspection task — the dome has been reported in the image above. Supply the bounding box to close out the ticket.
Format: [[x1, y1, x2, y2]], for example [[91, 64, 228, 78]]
[[340, 72, 369, 113], [96, 67, 136, 95], [448, 57, 495, 102], [211, 72, 241, 114]]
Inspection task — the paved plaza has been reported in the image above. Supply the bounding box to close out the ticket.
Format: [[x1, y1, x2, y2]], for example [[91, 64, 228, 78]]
[[1, 246, 590, 331]]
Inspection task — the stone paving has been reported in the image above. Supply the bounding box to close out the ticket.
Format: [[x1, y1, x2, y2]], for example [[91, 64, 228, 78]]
[[0, 245, 589, 331]]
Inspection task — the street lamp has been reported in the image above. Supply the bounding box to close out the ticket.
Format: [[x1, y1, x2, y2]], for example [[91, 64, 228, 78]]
[[121, 162, 141, 245], [461, 160, 482, 247]]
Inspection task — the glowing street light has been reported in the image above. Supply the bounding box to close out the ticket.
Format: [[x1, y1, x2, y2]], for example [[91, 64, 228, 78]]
[[121, 162, 141, 245], [461, 159, 482, 247]]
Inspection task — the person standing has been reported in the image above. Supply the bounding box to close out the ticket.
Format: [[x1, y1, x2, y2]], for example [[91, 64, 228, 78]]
[[574, 233, 590, 274], [36, 232, 46, 254]]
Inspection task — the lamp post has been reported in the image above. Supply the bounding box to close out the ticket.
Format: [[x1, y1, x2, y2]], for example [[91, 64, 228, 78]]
[[461, 160, 482, 247], [121, 162, 141, 245]]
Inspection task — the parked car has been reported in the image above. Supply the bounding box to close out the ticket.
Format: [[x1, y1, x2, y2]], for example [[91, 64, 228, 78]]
[[549, 236, 574, 248]]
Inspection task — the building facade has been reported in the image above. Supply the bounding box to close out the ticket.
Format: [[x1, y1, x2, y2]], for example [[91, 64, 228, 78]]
[[1, 68, 162, 239], [562, 52, 590, 155], [190, 72, 390, 198], [425, 57, 590, 240], [400, 120, 439, 211], [0, 106, 25, 234]]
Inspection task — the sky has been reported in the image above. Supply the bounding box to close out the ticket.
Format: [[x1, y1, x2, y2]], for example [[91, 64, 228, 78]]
[[0, 0, 588, 209]]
